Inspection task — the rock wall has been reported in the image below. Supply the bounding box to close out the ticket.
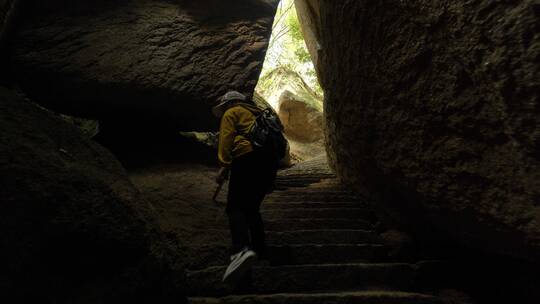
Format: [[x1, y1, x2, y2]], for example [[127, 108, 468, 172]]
[[0, 0, 20, 67], [10, 0, 279, 131], [0, 87, 185, 302], [0, 0, 18, 46], [297, 0, 540, 261]]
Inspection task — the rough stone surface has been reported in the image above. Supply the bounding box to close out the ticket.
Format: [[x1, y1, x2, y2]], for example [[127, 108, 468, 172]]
[[298, 0, 540, 261], [294, 0, 323, 83], [0, 87, 185, 303], [278, 90, 323, 143], [0, 0, 19, 48], [10, 0, 279, 130]]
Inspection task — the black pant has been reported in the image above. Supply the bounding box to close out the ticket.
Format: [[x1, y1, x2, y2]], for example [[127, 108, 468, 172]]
[[226, 150, 276, 257]]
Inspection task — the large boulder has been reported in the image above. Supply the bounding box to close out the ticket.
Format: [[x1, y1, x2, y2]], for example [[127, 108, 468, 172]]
[[9, 0, 279, 131], [0, 87, 185, 303], [278, 90, 323, 143], [297, 0, 540, 261], [256, 66, 323, 111]]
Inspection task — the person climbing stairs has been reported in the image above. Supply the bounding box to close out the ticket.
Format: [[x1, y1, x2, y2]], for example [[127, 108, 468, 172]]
[[186, 155, 470, 303]]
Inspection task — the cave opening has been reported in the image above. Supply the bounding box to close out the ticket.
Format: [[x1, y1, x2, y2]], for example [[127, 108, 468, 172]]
[[3, 1, 540, 303], [255, 0, 325, 164]]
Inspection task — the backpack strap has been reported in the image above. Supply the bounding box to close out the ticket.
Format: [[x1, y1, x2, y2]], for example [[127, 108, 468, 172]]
[[237, 103, 265, 116]]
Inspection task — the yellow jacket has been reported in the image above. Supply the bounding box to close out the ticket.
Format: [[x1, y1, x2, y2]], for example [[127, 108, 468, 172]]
[[218, 103, 262, 167]]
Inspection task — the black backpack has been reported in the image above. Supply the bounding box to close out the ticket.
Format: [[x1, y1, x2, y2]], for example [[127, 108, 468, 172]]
[[246, 108, 288, 161]]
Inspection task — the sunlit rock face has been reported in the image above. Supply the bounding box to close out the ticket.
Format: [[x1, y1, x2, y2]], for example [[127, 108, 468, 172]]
[[298, 0, 540, 261], [10, 0, 279, 131], [278, 90, 325, 161], [257, 67, 323, 111], [278, 90, 323, 143], [0, 87, 185, 303]]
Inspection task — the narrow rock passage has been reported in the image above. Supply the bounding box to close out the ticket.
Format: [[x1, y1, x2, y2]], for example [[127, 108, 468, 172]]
[[186, 155, 465, 303]]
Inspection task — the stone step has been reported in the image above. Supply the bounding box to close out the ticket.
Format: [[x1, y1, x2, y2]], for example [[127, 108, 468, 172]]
[[271, 189, 355, 195], [280, 179, 341, 186], [267, 229, 381, 245], [265, 193, 362, 203], [262, 201, 362, 210], [187, 263, 418, 296], [268, 187, 361, 197], [261, 208, 373, 220], [278, 170, 334, 175], [268, 188, 356, 194], [274, 179, 333, 185], [265, 218, 374, 230], [273, 185, 345, 191], [189, 291, 443, 304], [186, 244, 389, 270], [267, 244, 389, 266], [190, 229, 380, 246], [274, 184, 318, 189], [275, 177, 329, 182], [274, 179, 335, 185]]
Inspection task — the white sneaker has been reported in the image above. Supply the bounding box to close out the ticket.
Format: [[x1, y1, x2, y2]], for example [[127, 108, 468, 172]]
[[222, 248, 257, 284]]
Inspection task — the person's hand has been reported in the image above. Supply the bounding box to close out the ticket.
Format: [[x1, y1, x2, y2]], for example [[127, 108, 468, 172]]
[[216, 167, 229, 184]]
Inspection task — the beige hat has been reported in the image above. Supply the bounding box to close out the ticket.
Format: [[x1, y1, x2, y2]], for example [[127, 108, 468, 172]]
[[212, 91, 247, 117]]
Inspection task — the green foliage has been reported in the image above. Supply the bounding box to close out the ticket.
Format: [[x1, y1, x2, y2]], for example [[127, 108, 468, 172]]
[[256, 0, 324, 110], [285, 4, 310, 64], [294, 47, 311, 64], [286, 10, 303, 44]]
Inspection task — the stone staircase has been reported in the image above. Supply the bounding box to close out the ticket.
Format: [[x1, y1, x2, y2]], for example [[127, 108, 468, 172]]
[[186, 156, 462, 303]]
